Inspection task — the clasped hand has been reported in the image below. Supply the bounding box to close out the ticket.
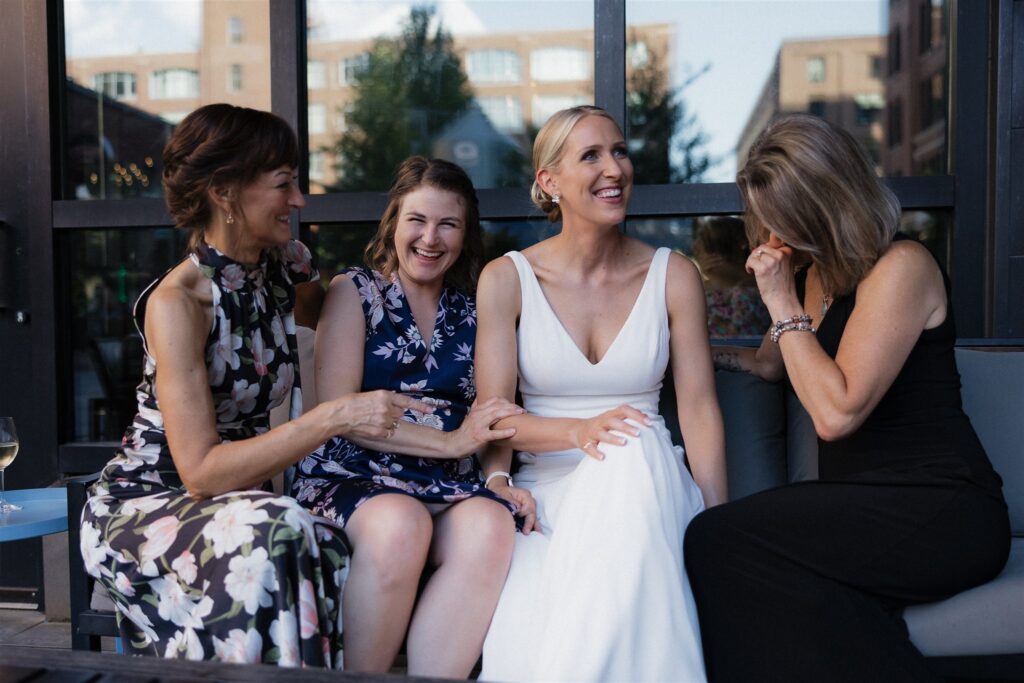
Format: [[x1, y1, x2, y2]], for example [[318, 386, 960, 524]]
[[572, 404, 651, 460], [448, 397, 523, 456]]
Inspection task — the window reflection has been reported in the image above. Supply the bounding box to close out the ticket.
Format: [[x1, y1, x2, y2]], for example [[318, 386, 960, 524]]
[[626, 0, 949, 182], [62, 0, 271, 200], [65, 229, 188, 441], [306, 0, 595, 192]]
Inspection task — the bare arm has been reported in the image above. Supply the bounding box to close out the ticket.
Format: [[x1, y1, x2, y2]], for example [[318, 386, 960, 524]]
[[750, 240, 946, 441], [666, 253, 728, 507], [711, 338, 785, 382], [474, 258, 647, 460], [314, 273, 518, 459], [149, 282, 418, 499]]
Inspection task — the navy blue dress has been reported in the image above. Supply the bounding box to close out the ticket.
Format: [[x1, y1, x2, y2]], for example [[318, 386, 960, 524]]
[[292, 267, 515, 526]]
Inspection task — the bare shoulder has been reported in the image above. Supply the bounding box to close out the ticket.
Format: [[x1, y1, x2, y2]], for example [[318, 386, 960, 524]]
[[145, 260, 212, 342], [863, 239, 943, 292], [665, 249, 703, 291], [477, 255, 522, 312], [325, 271, 359, 298]]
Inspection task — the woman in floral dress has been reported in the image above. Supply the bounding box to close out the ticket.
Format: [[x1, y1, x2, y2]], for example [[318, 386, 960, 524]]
[[80, 104, 426, 666], [292, 157, 532, 678]]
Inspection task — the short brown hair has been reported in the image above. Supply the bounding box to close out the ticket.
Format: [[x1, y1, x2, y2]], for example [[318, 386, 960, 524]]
[[530, 105, 618, 222], [737, 114, 899, 296], [364, 157, 483, 292], [162, 104, 299, 252]]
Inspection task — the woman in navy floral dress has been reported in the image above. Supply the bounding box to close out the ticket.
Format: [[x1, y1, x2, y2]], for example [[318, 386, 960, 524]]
[[80, 105, 427, 667], [293, 157, 532, 678]]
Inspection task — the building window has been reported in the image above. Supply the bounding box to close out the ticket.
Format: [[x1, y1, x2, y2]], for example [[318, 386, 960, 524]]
[[477, 96, 524, 133], [889, 28, 902, 74], [888, 99, 903, 148], [466, 49, 520, 83], [854, 93, 884, 126], [307, 60, 326, 90], [227, 16, 243, 45], [308, 104, 327, 135], [532, 95, 590, 126], [92, 71, 136, 100], [808, 99, 826, 118], [919, 1, 933, 53], [227, 64, 242, 92], [309, 151, 326, 181], [339, 54, 369, 86], [919, 72, 944, 128], [150, 69, 199, 99], [806, 56, 826, 83], [530, 48, 589, 81], [627, 41, 650, 69], [870, 55, 883, 79]]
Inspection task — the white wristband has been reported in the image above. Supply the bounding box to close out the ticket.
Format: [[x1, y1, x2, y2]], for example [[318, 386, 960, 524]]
[[485, 470, 513, 488]]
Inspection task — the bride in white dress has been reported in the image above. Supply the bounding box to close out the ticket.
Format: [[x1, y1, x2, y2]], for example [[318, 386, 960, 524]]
[[475, 106, 727, 682]]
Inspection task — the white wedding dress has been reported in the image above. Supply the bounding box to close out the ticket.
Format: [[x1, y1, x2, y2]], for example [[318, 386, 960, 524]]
[[481, 248, 707, 683]]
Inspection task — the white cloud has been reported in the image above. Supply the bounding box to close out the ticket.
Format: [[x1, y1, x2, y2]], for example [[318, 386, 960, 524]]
[[65, 0, 201, 58]]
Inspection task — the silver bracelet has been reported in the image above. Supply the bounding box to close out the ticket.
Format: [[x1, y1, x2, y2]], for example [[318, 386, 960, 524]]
[[484, 470, 513, 488], [770, 314, 816, 343]]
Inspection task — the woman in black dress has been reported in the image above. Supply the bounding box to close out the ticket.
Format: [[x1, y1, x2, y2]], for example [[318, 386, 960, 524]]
[[687, 114, 1010, 681]]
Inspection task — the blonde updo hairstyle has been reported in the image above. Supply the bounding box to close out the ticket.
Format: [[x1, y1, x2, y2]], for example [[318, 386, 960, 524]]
[[737, 114, 899, 297], [531, 105, 620, 223]]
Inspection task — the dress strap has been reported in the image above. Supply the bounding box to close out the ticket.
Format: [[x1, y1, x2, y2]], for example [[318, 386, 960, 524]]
[[504, 251, 541, 303]]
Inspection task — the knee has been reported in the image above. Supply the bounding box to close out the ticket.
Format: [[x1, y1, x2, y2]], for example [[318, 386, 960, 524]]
[[351, 499, 433, 587], [445, 500, 515, 575], [684, 506, 732, 575]]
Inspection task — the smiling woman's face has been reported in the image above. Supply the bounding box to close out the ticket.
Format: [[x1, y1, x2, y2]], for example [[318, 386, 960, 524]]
[[393, 184, 467, 291], [544, 115, 633, 228]]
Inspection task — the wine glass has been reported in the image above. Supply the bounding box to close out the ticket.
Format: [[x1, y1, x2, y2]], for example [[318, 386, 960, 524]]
[[0, 417, 21, 513]]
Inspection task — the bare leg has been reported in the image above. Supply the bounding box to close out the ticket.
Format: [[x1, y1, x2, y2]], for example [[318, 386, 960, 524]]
[[406, 497, 515, 678], [342, 494, 433, 672]]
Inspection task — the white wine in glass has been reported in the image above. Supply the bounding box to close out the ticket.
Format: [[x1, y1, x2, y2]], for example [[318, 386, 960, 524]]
[[0, 417, 22, 513]]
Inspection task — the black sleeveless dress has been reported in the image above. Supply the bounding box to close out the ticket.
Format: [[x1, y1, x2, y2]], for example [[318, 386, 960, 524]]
[[685, 249, 1010, 682]]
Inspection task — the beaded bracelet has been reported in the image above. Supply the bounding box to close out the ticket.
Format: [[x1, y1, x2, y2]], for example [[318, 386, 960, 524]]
[[770, 314, 816, 343]]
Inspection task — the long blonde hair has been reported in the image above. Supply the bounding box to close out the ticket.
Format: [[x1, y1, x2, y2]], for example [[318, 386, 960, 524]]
[[737, 114, 899, 296], [530, 105, 619, 222]]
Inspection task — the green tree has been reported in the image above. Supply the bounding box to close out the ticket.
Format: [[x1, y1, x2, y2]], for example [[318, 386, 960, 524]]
[[626, 37, 714, 184], [331, 6, 473, 190]]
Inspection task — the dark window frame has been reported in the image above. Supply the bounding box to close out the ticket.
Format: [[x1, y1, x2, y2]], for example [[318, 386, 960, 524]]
[[43, 0, 992, 450]]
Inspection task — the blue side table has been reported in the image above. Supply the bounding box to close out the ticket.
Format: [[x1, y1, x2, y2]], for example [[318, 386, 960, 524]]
[[0, 488, 69, 541]]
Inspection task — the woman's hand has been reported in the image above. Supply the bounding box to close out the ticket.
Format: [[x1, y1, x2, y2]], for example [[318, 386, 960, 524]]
[[447, 397, 523, 456], [488, 479, 540, 535], [320, 390, 434, 440], [570, 404, 651, 460], [745, 238, 801, 318]]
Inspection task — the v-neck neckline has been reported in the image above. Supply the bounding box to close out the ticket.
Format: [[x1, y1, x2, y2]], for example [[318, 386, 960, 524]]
[[517, 249, 660, 367], [392, 275, 445, 351]]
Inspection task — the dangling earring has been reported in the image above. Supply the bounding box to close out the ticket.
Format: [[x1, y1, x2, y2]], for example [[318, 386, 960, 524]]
[[552, 194, 560, 205], [226, 212, 235, 225]]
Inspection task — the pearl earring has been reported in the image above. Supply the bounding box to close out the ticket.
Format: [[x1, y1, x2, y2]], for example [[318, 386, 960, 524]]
[[552, 194, 560, 205]]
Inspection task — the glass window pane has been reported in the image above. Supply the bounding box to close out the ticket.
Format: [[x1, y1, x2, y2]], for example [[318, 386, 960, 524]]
[[62, 0, 271, 200], [64, 228, 188, 441], [305, 0, 594, 193], [626, 0, 949, 183]]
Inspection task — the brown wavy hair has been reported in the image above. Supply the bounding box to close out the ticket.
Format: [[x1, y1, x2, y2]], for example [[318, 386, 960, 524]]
[[364, 157, 483, 293], [531, 105, 618, 222], [162, 104, 299, 253], [737, 114, 899, 296]]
